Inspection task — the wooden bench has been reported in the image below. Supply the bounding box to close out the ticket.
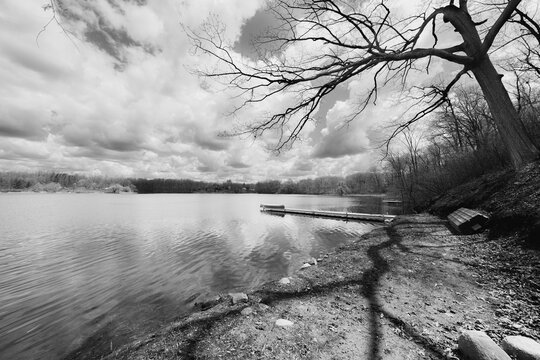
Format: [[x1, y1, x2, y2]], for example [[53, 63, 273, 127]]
[[448, 207, 490, 234]]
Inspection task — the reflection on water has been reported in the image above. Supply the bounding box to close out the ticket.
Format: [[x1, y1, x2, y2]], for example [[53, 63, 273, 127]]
[[0, 193, 398, 359]]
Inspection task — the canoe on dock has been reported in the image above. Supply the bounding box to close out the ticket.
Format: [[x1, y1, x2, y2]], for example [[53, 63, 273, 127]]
[[260, 204, 395, 223]]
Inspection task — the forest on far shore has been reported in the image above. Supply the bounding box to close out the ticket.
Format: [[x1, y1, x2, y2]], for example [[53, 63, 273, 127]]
[[0, 170, 388, 196]]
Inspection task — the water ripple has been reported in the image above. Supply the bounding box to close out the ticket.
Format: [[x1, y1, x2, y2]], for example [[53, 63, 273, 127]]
[[0, 193, 383, 359]]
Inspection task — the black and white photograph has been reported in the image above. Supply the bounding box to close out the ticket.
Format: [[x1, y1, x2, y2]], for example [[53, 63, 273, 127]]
[[1, 0, 539, 359]]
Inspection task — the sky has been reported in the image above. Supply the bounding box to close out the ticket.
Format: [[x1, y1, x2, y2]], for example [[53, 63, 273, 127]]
[[0, 0, 471, 181]]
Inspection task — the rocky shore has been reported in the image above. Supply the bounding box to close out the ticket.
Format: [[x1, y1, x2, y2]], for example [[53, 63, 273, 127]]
[[66, 213, 540, 359]]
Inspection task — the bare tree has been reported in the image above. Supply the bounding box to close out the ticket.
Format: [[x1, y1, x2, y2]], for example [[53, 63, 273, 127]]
[[432, 85, 498, 151], [189, 0, 540, 168], [513, 75, 540, 144], [510, 7, 540, 76]]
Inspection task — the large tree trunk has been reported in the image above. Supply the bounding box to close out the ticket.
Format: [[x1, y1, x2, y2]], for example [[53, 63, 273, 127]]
[[472, 57, 540, 168], [442, 3, 539, 168]]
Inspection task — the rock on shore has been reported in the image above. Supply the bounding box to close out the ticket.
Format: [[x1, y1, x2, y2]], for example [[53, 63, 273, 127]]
[[458, 331, 511, 360], [502, 336, 540, 360]]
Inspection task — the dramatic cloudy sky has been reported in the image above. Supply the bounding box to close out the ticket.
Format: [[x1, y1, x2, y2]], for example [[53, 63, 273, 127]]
[[0, 0, 466, 181]]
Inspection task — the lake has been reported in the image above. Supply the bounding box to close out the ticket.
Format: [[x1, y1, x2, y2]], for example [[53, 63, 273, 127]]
[[0, 193, 401, 359]]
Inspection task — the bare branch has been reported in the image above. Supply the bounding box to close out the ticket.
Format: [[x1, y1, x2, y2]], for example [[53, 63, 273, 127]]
[[37, 0, 79, 51], [188, 0, 539, 163], [482, 0, 522, 54], [386, 67, 469, 147], [459, 0, 469, 13]]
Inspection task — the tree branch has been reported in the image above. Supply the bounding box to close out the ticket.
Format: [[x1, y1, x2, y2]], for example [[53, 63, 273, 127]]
[[482, 0, 522, 54], [387, 67, 469, 146]]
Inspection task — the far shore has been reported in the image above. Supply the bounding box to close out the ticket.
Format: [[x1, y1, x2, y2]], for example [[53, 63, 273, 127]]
[[0, 188, 134, 194]]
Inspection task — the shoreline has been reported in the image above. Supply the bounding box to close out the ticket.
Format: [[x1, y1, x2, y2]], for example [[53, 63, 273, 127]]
[[65, 214, 539, 359]]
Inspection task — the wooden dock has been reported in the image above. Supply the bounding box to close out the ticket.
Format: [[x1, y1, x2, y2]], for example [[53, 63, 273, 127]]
[[260, 204, 395, 223], [382, 199, 402, 204]]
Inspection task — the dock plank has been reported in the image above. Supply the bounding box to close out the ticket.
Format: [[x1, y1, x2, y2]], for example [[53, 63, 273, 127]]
[[260, 204, 395, 223]]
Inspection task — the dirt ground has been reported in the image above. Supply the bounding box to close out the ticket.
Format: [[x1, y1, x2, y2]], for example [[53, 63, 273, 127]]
[[72, 214, 539, 360]]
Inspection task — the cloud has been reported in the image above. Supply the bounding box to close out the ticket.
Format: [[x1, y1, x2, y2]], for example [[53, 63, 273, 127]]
[[0, 138, 52, 161], [196, 150, 224, 173], [0, 108, 48, 140], [54, 0, 160, 64], [2, 42, 70, 79], [233, 7, 288, 60], [311, 77, 382, 159], [312, 99, 370, 158], [227, 159, 250, 169], [312, 131, 369, 158], [0, 0, 474, 181], [124, 4, 164, 43], [193, 129, 230, 151], [294, 159, 313, 172]]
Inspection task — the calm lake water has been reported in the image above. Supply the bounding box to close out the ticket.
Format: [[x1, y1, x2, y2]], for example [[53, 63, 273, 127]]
[[0, 193, 400, 359]]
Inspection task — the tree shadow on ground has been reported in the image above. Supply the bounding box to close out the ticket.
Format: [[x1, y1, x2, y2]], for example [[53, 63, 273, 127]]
[[256, 223, 447, 360], [66, 220, 449, 360], [359, 225, 446, 360], [62, 305, 244, 360]]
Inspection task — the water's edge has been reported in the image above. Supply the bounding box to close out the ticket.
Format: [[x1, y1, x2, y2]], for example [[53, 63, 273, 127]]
[[62, 220, 387, 360], [1, 193, 399, 360]]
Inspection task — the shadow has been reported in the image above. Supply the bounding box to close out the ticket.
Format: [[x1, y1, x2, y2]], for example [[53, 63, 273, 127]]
[[260, 211, 285, 218], [256, 222, 447, 359], [360, 225, 447, 359], [381, 309, 447, 358], [66, 220, 450, 360], [359, 227, 395, 360], [180, 319, 218, 360], [63, 305, 244, 360], [487, 215, 540, 250], [62, 321, 119, 360]]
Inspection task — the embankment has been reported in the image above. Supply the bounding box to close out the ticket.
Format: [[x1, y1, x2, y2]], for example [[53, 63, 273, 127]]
[[429, 160, 540, 246]]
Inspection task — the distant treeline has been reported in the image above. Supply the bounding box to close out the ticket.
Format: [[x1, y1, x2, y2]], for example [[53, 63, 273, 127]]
[[253, 173, 387, 194], [0, 171, 388, 195], [132, 173, 387, 194], [130, 179, 253, 193], [0, 171, 134, 193]]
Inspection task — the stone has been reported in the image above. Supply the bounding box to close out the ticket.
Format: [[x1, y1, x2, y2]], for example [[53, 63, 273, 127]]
[[310, 257, 318, 265], [502, 336, 540, 360], [193, 295, 221, 311], [275, 319, 294, 327], [300, 263, 311, 269], [229, 292, 248, 305], [458, 331, 511, 360], [258, 303, 270, 311], [278, 277, 291, 285], [240, 307, 253, 316]]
